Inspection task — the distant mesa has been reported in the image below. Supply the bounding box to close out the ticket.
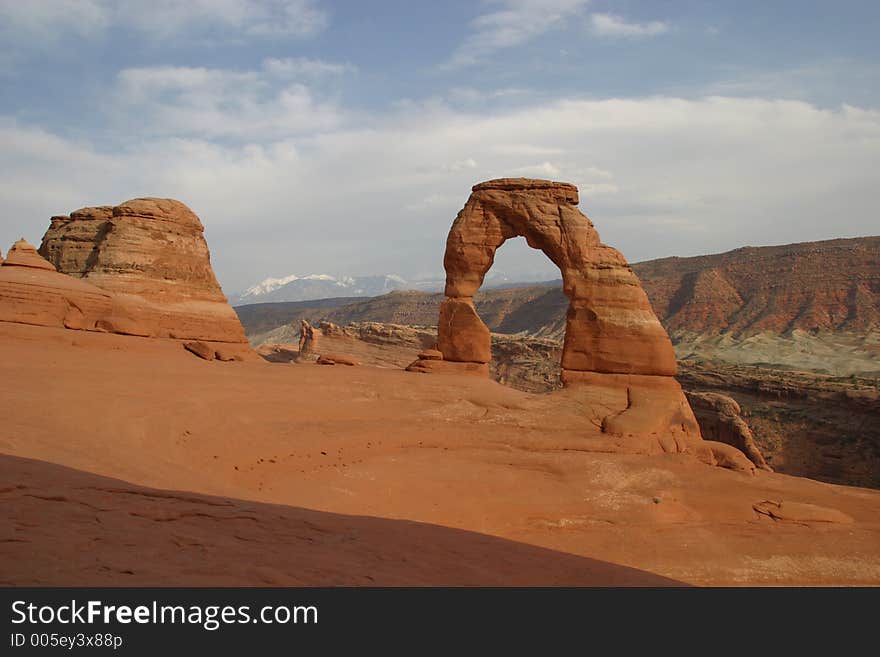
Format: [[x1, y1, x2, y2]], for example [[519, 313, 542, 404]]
[[410, 178, 720, 464], [635, 236, 880, 337]]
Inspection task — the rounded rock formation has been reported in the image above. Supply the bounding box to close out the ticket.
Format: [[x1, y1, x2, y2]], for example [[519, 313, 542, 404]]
[[0, 239, 115, 331], [39, 198, 246, 343], [5, 239, 57, 271]]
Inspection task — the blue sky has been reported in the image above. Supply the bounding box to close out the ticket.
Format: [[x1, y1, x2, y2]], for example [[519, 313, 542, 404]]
[[1, 0, 878, 292]]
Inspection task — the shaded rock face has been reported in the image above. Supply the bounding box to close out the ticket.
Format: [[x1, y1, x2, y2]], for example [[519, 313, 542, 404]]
[[685, 391, 772, 471], [439, 178, 677, 376], [39, 198, 246, 343]]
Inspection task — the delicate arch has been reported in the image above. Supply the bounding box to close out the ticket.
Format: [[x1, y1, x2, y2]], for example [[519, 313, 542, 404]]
[[437, 178, 677, 378]]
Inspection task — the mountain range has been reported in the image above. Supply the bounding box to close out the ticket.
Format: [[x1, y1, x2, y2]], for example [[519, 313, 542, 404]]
[[235, 236, 880, 375], [228, 270, 562, 305], [229, 274, 420, 305]]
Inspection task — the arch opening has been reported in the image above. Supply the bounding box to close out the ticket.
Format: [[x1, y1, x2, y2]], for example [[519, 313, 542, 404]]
[[474, 236, 566, 392]]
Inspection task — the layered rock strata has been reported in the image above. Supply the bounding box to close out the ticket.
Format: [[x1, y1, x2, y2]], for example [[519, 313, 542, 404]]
[[39, 198, 246, 343], [0, 239, 115, 331]]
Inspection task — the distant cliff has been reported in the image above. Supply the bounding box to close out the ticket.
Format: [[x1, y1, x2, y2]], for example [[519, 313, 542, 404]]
[[237, 236, 880, 374]]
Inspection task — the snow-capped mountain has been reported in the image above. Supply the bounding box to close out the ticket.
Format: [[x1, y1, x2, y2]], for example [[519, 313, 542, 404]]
[[229, 270, 562, 306], [229, 274, 442, 306]]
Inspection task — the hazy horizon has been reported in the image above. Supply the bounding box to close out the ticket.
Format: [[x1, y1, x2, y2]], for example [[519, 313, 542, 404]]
[[1, 1, 878, 292]]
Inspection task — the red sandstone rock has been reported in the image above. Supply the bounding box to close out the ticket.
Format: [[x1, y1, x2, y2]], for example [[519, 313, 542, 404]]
[[418, 349, 443, 361], [183, 341, 215, 360], [0, 241, 115, 331], [298, 319, 318, 360], [705, 441, 756, 475], [753, 499, 853, 524], [257, 343, 300, 363], [317, 353, 360, 366], [560, 370, 704, 455], [94, 310, 151, 337], [440, 178, 676, 376], [214, 348, 244, 362], [686, 391, 771, 471], [5, 239, 56, 271], [437, 297, 491, 363], [405, 359, 490, 377], [426, 179, 702, 452], [39, 198, 247, 344]]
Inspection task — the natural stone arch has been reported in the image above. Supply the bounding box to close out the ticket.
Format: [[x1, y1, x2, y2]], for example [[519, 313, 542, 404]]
[[436, 178, 677, 379]]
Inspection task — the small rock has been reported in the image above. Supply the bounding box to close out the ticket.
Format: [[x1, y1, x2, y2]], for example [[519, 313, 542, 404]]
[[183, 341, 215, 361], [706, 440, 756, 475], [753, 500, 853, 524], [318, 353, 359, 366], [214, 348, 243, 362]]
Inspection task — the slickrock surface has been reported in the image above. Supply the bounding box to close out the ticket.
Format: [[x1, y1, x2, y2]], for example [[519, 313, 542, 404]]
[[2, 454, 683, 586], [253, 318, 878, 488], [2, 321, 879, 586], [0, 239, 115, 331], [39, 198, 246, 343]]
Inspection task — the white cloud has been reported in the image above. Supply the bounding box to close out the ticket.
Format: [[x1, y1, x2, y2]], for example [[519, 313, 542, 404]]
[[113, 62, 346, 139], [512, 161, 562, 176], [590, 13, 669, 37], [581, 182, 619, 196], [444, 0, 591, 68], [443, 158, 479, 172], [0, 0, 328, 44], [263, 57, 356, 78], [0, 1, 109, 39], [1, 96, 878, 291]]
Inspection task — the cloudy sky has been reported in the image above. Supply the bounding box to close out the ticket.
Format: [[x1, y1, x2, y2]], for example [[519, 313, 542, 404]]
[[1, 1, 878, 293]]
